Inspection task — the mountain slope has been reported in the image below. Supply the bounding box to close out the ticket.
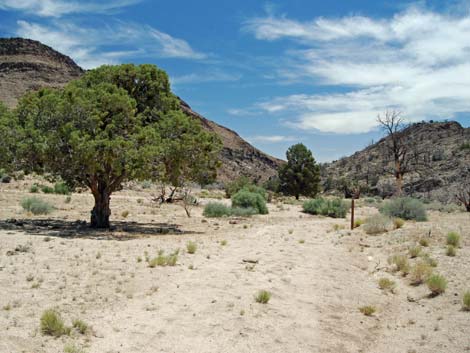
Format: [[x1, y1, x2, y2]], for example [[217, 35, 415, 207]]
[[323, 121, 470, 202], [0, 37, 282, 183]]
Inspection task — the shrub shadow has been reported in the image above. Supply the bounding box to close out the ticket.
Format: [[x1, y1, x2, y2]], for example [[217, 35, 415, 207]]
[[0, 218, 196, 240]]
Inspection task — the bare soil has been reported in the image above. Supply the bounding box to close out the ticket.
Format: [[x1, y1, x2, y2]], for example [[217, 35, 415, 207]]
[[0, 178, 469, 353]]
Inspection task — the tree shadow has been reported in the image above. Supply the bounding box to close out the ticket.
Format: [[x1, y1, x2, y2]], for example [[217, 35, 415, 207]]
[[0, 218, 197, 240]]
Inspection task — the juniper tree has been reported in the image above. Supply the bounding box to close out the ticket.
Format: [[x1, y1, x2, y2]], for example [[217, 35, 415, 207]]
[[278, 143, 320, 200], [14, 64, 221, 228]]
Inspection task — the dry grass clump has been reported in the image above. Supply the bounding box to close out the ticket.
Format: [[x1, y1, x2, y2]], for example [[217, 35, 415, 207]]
[[354, 219, 364, 228], [363, 214, 392, 235], [446, 245, 457, 257], [408, 246, 422, 258], [388, 254, 410, 275], [121, 210, 129, 218], [421, 253, 438, 267], [40, 309, 70, 337], [378, 277, 396, 292], [186, 241, 197, 254], [64, 343, 85, 353], [255, 290, 271, 304], [359, 305, 376, 316], [409, 261, 433, 285], [463, 291, 470, 311], [426, 274, 447, 296], [418, 238, 429, 247], [446, 232, 460, 247], [72, 319, 88, 334], [393, 218, 405, 229], [148, 251, 178, 267]]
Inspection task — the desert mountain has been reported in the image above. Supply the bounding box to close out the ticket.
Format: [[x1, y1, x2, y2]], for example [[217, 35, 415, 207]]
[[0, 37, 283, 183], [323, 121, 470, 202]]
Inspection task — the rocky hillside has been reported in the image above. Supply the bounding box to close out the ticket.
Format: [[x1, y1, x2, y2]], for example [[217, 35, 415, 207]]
[[0, 37, 282, 183], [323, 121, 470, 202]]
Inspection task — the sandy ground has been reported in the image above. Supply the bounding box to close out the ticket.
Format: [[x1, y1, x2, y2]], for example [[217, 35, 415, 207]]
[[0, 179, 469, 353]]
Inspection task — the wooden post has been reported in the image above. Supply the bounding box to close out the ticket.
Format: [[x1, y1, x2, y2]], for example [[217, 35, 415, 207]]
[[351, 198, 355, 230]]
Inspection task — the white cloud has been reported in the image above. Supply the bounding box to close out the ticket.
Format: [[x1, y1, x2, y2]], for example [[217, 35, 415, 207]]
[[244, 6, 470, 133], [247, 135, 297, 143], [15, 20, 207, 69], [0, 0, 141, 17], [172, 70, 240, 85]]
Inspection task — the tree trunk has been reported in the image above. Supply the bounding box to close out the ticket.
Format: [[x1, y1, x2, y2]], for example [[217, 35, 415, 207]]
[[295, 193, 299, 200], [395, 171, 403, 196], [91, 189, 111, 228], [350, 198, 355, 230]]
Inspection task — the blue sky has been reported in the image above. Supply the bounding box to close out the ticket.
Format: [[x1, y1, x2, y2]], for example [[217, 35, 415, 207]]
[[1, 0, 469, 162]]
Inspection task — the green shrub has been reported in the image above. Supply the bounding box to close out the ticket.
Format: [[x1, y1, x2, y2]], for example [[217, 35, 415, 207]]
[[446, 232, 460, 247], [40, 185, 54, 194], [232, 189, 268, 215], [225, 176, 251, 198], [1, 174, 11, 183], [54, 182, 70, 195], [302, 198, 348, 218], [419, 238, 429, 247], [203, 202, 231, 217], [255, 290, 271, 304], [186, 241, 197, 254], [30, 184, 39, 193], [230, 207, 258, 217], [426, 274, 447, 296], [40, 309, 68, 337], [354, 219, 364, 228], [21, 197, 54, 215], [363, 214, 392, 235], [463, 291, 470, 311], [380, 197, 427, 221]]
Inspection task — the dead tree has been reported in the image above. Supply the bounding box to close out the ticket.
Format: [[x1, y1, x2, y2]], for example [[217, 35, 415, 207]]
[[377, 110, 424, 195]]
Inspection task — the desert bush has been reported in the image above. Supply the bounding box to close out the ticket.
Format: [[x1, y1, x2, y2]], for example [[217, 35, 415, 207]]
[[255, 290, 271, 304], [30, 184, 39, 193], [141, 180, 152, 189], [363, 214, 392, 234], [40, 185, 54, 194], [232, 189, 268, 215], [421, 253, 438, 267], [425, 201, 461, 213], [203, 202, 231, 217], [446, 245, 456, 257], [378, 278, 396, 292], [380, 197, 427, 221], [148, 253, 178, 267], [230, 207, 258, 217], [225, 176, 251, 198], [65, 195, 72, 204], [446, 232, 460, 247], [463, 291, 470, 311], [53, 182, 70, 195], [302, 198, 348, 218], [21, 197, 54, 215], [388, 254, 410, 275], [186, 241, 197, 254], [359, 305, 376, 316], [409, 246, 422, 258], [40, 309, 69, 337], [1, 174, 11, 183], [426, 274, 447, 296], [409, 261, 432, 285], [72, 319, 88, 334]]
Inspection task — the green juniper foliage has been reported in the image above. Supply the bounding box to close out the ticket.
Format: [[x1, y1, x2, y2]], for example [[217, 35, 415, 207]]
[[279, 143, 320, 200], [14, 64, 221, 228]]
